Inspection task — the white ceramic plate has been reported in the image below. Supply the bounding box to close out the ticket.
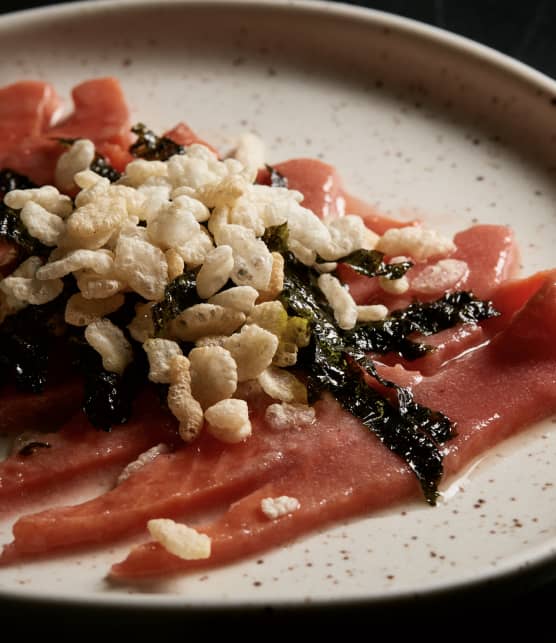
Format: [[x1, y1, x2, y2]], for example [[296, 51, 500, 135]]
[[1, 0, 556, 612]]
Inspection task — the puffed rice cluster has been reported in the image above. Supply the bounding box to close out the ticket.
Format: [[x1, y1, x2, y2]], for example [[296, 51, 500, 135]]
[[0, 134, 459, 445]]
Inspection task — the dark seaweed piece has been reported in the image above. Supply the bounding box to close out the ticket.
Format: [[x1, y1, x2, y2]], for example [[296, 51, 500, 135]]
[[349, 351, 454, 445], [8, 334, 49, 393], [280, 253, 456, 504], [18, 441, 51, 457], [0, 204, 49, 259], [334, 367, 447, 504], [129, 123, 185, 161], [90, 154, 121, 183], [151, 271, 200, 336], [0, 277, 76, 392], [262, 222, 289, 254], [70, 331, 149, 430], [392, 291, 500, 336], [345, 291, 499, 360], [265, 164, 288, 188], [82, 370, 131, 431], [319, 248, 412, 280], [0, 168, 36, 199]]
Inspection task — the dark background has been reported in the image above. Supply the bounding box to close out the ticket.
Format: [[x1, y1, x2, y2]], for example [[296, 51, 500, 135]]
[[0, 0, 555, 631]]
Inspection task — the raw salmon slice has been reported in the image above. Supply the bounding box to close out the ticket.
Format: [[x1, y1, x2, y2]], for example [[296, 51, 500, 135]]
[[3, 272, 555, 575], [48, 78, 130, 144], [0, 81, 62, 155], [258, 158, 414, 232], [339, 224, 517, 311], [109, 272, 556, 578], [0, 388, 179, 517], [0, 393, 296, 559], [375, 271, 547, 376], [0, 377, 83, 433], [0, 78, 133, 186]]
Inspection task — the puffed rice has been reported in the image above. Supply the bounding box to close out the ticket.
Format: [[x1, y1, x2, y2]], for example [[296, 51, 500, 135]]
[[215, 224, 273, 291], [378, 274, 410, 295], [232, 132, 265, 174], [222, 323, 279, 382], [260, 496, 300, 520], [4, 185, 73, 218], [320, 214, 379, 260], [356, 304, 389, 322], [113, 233, 168, 301], [143, 338, 183, 384], [247, 301, 288, 338], [65, 292, 125, 326], [64, 195, 128, 249], [168, 191, 211, 222], [256, 252, 284, 303], [376, 225, 456, 261], [228, 199, 266, 237], [19, 201, 66, 247], [195, 245, 234, 299], [165, 248, 185, 281], [0, 270, 63, 306], [167, 355, 204, 443], [204, 398, 251, 443], [166, 150, 225, 190], [84, 318, 133, 375], [117, 443, 170, 485], [169, 304, 245, 342], [73, 169, 105, 192], [122, 158, 168, 188], [36, 248, 114, 281], [257, 366, 307, 404], [264, 402, 316, 431], [54, 139, 96, 194], [147, 519, 211, 560], [179, 232, 215, 269], [75, 269, 126, 300], [135, 185, 171, 223], [207, 285, 258, 314], [285, 202, 332, 257], [189, 345, 238, 409], [147, 199, 202, 251], [317, 273, 358, 330], [192, 174, 248, 210], [411, 258, 469, 294]]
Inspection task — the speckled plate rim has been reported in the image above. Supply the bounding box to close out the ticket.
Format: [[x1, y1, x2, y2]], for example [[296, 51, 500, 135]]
[[0, 0, 556, 612]]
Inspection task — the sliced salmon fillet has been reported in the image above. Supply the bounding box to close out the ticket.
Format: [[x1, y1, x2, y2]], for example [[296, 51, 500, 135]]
[[339, 224, 518, 310], [0, 378, 83, 433], [376, 322, 488, 376], [0, 78, 133, 186], [108, 272, 556, 578], [0, 388, 179, 517], [0, 81, 62, 155], [376, 271, 546, 376], [0, 391, 298, 559], [259, 158, 415, 232], [2, 272, 555, 574], [0, 83, 60, 273], [0, 81, 63, 190], [48, 78, 132, 150]]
